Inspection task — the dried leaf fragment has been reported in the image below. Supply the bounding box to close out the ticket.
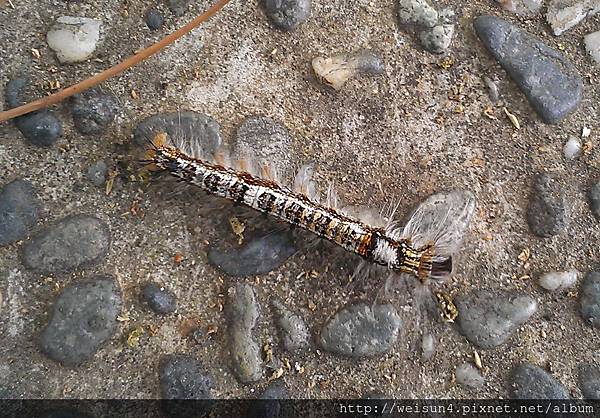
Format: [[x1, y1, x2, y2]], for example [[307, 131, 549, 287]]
[[503, 107, 520, 129]]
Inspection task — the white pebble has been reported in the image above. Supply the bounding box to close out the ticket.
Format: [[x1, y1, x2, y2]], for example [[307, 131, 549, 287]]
[[456, 363, 485, 389], [585, 31, 600, 65], [47, 16, 102, 64], [421, 333, 435, 362], [538, 270, 578, 291], [582, 126, 592, 138], [563, 136, 582, 160]]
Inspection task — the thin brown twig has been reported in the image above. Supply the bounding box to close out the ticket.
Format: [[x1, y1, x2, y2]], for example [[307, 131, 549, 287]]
[[0, 0, 232, 123]]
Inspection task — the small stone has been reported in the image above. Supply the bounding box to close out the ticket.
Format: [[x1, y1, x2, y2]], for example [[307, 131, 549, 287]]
[[134, 111, 222, 157], [546, 0, 600, 36], [527, 174, 567, 238], [418, 9, 455, 54], [538, 270, 578, 291], [228, 284, 263, 383], [22, 214, 111, 274], [509, 363, 570, 399], [585, 30, 600, 64], [456, 363, 485, 389], [312, 50, 384, 90], [142, 282, 177, 314], [5, 77, 62, 146], [166, 0, 190, 16], [398, 0, 455, 54], [578, 363, 600, 399], [71, 88, 118, 135], [319, 303, 401, 357], [397, 0, 439, 28], [495, 0, 543, 15], [474, 16, 583, 124], [145, 9, 164, 30], [46, 16, 102, 64], [564, 136, 582, 160], [40, 277, 122, 366], [272, 299, 310, 352], [421, 333, 436, 362], [86, 160, 108, 187], [580, 272, 600, 328], [208, 229, 296, 277], [246, 381, 289, 418], [264, 0, 311, 31], [0, 179, 40, 246], [160, 354, 213, 417], [456, 290, 537, 349], [483, 76, 500, 103], [589, 181, 600, 219]]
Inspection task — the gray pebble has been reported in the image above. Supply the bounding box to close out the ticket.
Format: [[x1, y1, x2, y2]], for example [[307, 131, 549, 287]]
[[71, 88, 118, 135], [397, 0, 439, 28], [145, 9, 164, 30], [585, 30, 600, 64], [578, 363, 600, 399], [495, 0, 543, 15], [483, 76, 500, 103], [474, 15, 582, 124], [319, 303, 401, 357], [580, 272, 600, 328], [22, 214, 111, 274], [246, 381, 289, 418], [142, 282, 176, 314], [527, 174, 567, 238], [86, 160, 108, 187], [456, 363, 485, 389], [509, 363, 570, 399], [5, 77, 62, 146], [0, 179, 40, 246], [264, 0, 311, 31], [166, 0, 190, 16], [547, 0, 600, 36], [208, 229, 296, 277], [272, 299, 310, 352], [421, 333, 436, 362], [456, 290, 537, 349], [160, 354, 213, 417], [588, 180, 600, 220], [538, 270, 578, 291], [40, 277, 122, 366], [228, 284, 263, 383], [418, 9, 455, 54]]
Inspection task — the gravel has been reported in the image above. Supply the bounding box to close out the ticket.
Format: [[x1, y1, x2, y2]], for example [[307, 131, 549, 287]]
[[86, 160, 108, 187], [527, 174, 567, 238], [0, 179, 40, 246], [579, 272, 600, 328], [70, 88, 118, 135], [141, 282, 177, 314], [272, 298, 310, 352], [508, 363, 570, 399]]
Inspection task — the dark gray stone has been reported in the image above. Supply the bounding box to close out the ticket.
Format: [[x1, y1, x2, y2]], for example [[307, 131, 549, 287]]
[[86, 160, 107, 187], [228, 284, 262, 383], [142, 282, 176, 314], [509, 363, 570, 399], [71, 88, 118, 135], [145, 8, 164, 30], [580, 272, 600, 328], [208, 230, 296, 277], [5, 77, 62, 146], [40, 277, 121, 366], [527, 174, 567, 238], [272, 299, 310, 352], [246, 381, 289, 418], [588, 180, 600, 220], [319, 303, 401, 357], [474, 15, 583, 124], [578, 363, 600, 399], [165, 0, 190, 16], [264, 0, 311, 31], [456, 290, 537, 349], [0, 179, 40, 246], [22, 214, 111, 273]]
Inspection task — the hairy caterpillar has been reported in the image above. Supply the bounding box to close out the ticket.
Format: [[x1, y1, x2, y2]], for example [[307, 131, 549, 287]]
[[143, 130, 476, 320]]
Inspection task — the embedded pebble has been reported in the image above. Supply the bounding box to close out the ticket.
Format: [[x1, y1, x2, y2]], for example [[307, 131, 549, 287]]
[[142, 282, 177, 314], [264, 0, 311, 31], [46, 16, 102, 64], [228, 284, 263, 383], [527, 174, 567, 238], [160, 354, 213, 417], [246, 381, 289, 418], [134, 111, 222, 157], [397, 0, 439, 28], [538, 270, 578, 291], [22, 214, 111, 273], [418, 9, 455, 54], [319, 303, 401, 357], [5, 77, 62, 146], [579, 272, 600, 328], [40, 277, 121, 366], [589, 180, 600, 219], [208, 229, 296, 277], [166, 0, 190, 16], [145, 9, 164, 30], [546, 0, 600, 36], [495, 0, 543, 15], [578, 363, 600, 399], [585, 31, 600, 64], [421, 333, 436, 362], [474, 16, 582, 124], [564, 136, 582, 160], [71, 88, 118, 135], [397, 0, 455, 53], [0, 179, 40, 247], [509, 363, 570, 399], [86, 160, 108, 187], [483, 76, 500, 103], [456, 290, 537, 349], [272, 299, 310, 352], [456, 363, 485, 389], [312, 50, 384, 90]]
